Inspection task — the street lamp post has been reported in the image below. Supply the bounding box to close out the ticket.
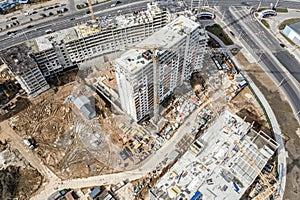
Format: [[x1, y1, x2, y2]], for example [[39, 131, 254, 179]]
[[275, 0, 280, 8], [22, 30, 28, 41], [221, 10, 225, 21], [277, 77, 286, 87], [238, 31, 243, 40], [257, 1, 261, 11]]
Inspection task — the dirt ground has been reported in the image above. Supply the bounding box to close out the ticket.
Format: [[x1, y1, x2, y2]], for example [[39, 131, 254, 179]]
[[235, 52, 300, 200], [233, 87, 271, 136], [191, 55, 270, 135], [7, 84, 113, 179]]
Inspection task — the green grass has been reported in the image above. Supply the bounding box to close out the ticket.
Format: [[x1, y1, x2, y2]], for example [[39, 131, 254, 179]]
[[205, 24, 234, 46], [279, 18, 300, 30], [76, 5, 84, 10], [261, 19, 270, 29], [257, 7, 288, 13], [280, 32, 295, 46], [275, 8, 288, 13]]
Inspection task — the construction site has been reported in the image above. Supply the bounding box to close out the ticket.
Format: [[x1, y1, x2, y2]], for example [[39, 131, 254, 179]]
[[0, 1, 284, 200], [6, 79, 132, 179], [150, 110, 279, 200]]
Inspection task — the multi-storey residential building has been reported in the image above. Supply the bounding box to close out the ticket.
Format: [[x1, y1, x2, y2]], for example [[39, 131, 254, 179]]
[[65, 3, 169, 64], [0, 2, 189, 98], [27, 2, 169, 78], [27, 29, 76, 77], [0, 44, 49, 97], [114, 16, 207, 122]]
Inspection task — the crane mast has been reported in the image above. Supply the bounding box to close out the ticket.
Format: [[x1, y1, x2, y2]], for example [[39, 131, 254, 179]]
[[87, 0, 95, 21]]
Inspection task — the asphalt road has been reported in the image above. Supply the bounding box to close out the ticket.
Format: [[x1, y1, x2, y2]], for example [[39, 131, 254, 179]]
[[0, 0, 147, 49], [1, 0, 300, 49], [230, 7, 300, 83], [220, 6, 300, 121], [188, 0, 300, 7]]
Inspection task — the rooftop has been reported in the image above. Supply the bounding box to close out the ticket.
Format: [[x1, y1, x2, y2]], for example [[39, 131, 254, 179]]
[[288, 20, 300, 34], [156, 0, 188, 13], [0, 43, 38, 75], [151, 110, 278, 200], [30, 3, 165, 49], [74, 3, 164, 38], [74, 95, 90, 109], [28, 28, 78, 52], [114, 15, 201, 73]]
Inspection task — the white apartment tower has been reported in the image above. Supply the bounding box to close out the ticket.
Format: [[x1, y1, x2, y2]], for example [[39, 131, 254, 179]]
[[114, 16, 207, 121]]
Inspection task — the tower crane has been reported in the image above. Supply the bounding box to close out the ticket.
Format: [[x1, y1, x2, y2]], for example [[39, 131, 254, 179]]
[[119, 44, 191, 125], [234, 140, 279, 200], [87, 0, 95, 22], [196, 86, 280, 200]]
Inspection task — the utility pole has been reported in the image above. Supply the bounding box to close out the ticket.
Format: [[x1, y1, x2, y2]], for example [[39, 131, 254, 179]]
[[22, 30, 28, 41], [257, 1, 261, 11], [221, 10, 226, 21], [277, 77, 286, 87], [275, 0, 279, 8]]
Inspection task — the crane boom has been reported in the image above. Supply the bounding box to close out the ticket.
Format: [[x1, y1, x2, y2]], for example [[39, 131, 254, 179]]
[[234, 140, 278, 200], [87, 0, 95, 21]]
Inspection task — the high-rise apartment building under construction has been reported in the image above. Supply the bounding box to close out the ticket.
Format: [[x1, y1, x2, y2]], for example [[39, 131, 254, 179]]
[[114, 16, 207, 122]]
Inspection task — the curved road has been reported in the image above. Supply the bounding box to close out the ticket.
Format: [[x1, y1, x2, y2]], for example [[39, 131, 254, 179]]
[[215, 6, 300, 123], [1, 0, 300, 49]]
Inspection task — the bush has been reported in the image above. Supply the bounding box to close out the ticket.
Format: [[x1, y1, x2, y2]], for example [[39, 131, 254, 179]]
[[279, 18, 300, 30], [257, 7, 288, 13], [261, 19, 270, 29], [76, 5, 83, 10]]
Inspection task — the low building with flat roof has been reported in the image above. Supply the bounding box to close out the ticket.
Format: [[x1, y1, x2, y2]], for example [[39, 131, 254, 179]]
[[74, 95, 96, 120], [282, 20, 300, 46], [150, 110, 279, 200]]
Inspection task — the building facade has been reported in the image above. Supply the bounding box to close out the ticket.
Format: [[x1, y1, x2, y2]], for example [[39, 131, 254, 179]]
[[0, 2, 188, 98], [28, 2, 169, 78], [65, 3, 169, 64], [114, 16, 207, 121], [0, 44, 49, 97]]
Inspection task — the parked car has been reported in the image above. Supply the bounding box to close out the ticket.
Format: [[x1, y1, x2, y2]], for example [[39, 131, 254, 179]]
[[45, 29, 54, 34], [23, 138, 36, 150]]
